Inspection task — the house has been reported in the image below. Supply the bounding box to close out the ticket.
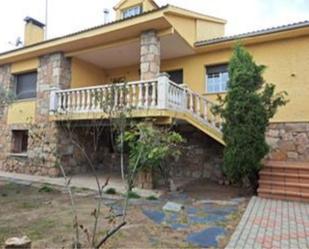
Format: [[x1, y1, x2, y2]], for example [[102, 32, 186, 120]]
[[0, 0, 308, 199]]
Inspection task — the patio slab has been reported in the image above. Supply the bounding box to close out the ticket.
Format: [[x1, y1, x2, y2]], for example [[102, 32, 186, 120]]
[[226, 196, 309, 249], [0, 171, 162, 198]]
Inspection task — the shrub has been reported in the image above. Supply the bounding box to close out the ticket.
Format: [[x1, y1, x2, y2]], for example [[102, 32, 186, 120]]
[[213, 44, 287, 188]]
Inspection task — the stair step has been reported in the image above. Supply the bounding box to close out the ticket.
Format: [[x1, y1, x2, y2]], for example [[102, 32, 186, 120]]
[[258, 188, 309, 198], [259, 171, 309, 178], [259, 180, 309, 189], [264, 160, 309, 170], [258, 193, 309, 202]]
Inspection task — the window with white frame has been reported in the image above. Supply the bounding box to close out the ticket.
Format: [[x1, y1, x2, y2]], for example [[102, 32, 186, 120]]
[[123, 5, 142, 19], [206, 64, 229, 93]]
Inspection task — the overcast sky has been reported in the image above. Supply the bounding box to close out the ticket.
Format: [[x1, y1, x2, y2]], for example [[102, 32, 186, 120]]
[[0, 0, 308, 53]]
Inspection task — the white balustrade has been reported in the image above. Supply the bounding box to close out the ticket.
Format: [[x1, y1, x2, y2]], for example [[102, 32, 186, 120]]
[[49, 76, 222, 131]]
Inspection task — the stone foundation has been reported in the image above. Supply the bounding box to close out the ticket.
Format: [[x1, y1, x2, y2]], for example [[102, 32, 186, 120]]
[[266, 122, 309, 161], [0, 53, 75, 177], [169, 124, 224, 181]]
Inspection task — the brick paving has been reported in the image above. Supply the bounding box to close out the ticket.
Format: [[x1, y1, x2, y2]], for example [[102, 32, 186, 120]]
[[226, 197, 309, 249]]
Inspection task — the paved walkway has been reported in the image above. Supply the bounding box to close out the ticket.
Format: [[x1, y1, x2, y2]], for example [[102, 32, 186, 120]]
[[0, 171, 161, 198], [226, 196, 309, 249]]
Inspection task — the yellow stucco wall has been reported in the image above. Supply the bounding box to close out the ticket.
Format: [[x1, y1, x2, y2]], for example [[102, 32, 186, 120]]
[[7, 101, 36, 124], [11, 58, 38, 74], [71, 58, 106, 88], [161, 35, 309, 123], [196, 20, 225, 41]]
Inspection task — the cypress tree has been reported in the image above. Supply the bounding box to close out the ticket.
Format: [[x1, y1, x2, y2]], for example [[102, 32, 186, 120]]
[[213, 44, 288, 188]]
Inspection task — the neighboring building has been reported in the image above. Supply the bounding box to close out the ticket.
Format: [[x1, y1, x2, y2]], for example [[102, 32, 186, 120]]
[[0, 0, 308, 195]]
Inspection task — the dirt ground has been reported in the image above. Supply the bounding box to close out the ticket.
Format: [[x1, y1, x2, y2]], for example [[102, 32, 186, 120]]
[[0, 179, 249, 248]]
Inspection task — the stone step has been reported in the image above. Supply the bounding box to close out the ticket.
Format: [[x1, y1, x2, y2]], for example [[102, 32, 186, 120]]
[[258, 193, 309, 202], [259, 173, 309, 184], [258, 180, 309, 193], [258, 188, 309, 202], [263, 160, 309, 170]]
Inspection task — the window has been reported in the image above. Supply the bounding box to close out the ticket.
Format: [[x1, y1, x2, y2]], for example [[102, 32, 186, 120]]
[[123, 5, 142, 19], [206, 64, 229, 93], [167, 69, 183, 84], [15, 72, 37, 99], [11, 130, 28, 154]]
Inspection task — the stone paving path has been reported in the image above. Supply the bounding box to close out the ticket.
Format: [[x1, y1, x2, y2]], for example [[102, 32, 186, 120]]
[[226, 197, 309, 249]]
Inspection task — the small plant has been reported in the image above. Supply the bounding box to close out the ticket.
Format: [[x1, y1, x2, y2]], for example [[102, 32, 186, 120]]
[[105, 188, 117, 195], [122, 122, 184, 190], [126, 191, 141, 199], [146, 195, 158, 201], [39, 184, 54, 193]]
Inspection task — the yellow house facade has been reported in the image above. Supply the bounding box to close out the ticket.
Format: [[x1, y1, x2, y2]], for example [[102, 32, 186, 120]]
[[0, 0, 308, 182]]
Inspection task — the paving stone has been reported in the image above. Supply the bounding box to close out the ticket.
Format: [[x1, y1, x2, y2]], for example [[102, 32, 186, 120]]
[[187, 227, 226, 248], [225, 197, 309, 249]]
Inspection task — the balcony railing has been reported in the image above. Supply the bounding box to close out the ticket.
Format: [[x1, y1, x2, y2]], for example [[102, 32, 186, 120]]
[[50, 74, 222, 131]]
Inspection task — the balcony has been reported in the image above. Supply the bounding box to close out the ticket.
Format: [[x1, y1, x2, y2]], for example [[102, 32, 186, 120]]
[[49, 74, 223, 143]]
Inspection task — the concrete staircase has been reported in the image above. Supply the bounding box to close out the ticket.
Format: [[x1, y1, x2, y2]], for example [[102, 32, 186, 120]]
[[258, 160, 309, 202]]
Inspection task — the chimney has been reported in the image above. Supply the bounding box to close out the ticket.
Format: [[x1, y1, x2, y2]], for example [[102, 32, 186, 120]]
[[24, 17, 45, 46]]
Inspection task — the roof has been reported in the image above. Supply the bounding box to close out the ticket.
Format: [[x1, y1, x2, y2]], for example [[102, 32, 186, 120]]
[[0, 5, 169, 57], [195, 20, 309, 47]]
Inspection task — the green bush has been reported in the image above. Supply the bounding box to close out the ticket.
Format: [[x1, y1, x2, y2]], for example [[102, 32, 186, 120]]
[[213, 44, 287, 188], [146, 195, 158, 201], [126, 191, 141, 199], [39, 184, 54, 193], [105, 188, 117, 195]]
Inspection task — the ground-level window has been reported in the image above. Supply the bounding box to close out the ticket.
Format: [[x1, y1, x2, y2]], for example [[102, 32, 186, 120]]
[[11, 130, 28, 154], [167, 69, 183, 84], [123, 5, 142, 19], [206, 64, 229, 93], [15, 72, 37, 100]]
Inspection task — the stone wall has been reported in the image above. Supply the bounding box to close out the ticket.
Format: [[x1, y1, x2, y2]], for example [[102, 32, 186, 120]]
[[266, 122, 309, 161], [140, 30, 160, 80], [0, 53, 76, 177], [169, 124, 224, 182]]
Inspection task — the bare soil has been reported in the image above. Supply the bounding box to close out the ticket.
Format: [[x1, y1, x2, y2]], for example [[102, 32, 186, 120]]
[[0, 179, 249, 248]]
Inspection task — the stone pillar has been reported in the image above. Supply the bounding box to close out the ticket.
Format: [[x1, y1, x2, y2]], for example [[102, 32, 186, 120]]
[[36, 53, 71, 123], [0, 64, 13, 162], [34, 53, 76, 176], [140, 30, 160, 80]]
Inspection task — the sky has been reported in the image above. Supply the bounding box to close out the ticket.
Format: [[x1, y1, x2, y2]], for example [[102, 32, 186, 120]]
[[0, 0, 308, 53]]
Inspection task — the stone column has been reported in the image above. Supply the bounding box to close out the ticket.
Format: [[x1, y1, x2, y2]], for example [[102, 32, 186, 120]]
[[34, 53, 76, 176], [0, 64, 13, 162], [140, 30, 160, 80]]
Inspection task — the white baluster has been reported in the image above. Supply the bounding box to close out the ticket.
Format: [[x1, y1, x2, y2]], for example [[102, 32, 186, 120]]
[[151, 81, 156, 107], [126, 85, 131, 108], [67, 92, 71, 112], [57, 92, 62, 112], [189, 92, 194, 112], [86, 89, 90, 111], [114, 87, 118, 109], [145, 82, 149, 107], [132, 84, 136, 107], [203, 100, 208, 121], [196, 96, 201, 116], [138, 83, 143, 107]]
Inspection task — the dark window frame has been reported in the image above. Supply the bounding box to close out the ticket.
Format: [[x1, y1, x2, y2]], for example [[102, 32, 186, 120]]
[[11, 130, 29, 154], [15, 71, 37, 100], [205, 64, 229, 93], [166, 69, 184, 85]]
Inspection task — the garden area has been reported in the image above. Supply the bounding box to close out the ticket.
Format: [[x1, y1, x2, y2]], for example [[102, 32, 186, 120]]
[[0, 179, 249, 248]]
